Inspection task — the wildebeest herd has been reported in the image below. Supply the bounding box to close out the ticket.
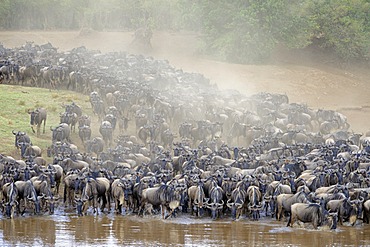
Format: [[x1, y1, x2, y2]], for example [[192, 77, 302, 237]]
[[1, 41, 370, 230]]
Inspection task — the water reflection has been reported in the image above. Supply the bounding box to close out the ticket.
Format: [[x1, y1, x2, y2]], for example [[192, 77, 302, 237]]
[[1, 216, 56, 246], [0, 213, 369, 247]]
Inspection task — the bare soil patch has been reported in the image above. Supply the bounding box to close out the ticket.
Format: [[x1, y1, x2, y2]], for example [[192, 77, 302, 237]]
[[1, 30, 369, 132]]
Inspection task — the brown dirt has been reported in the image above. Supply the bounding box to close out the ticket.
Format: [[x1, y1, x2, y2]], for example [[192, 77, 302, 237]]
[[1, 30, 370, 133]]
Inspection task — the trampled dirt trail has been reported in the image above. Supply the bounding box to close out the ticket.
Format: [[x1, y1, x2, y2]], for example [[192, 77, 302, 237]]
[[1, 30, 370, 133]]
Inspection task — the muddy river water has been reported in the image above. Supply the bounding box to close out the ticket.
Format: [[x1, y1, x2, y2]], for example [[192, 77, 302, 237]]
[[0, 208, 369, 247]]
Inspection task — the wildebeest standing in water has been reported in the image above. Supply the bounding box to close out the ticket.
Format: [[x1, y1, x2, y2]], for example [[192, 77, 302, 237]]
[[28, 108, 47, 136]]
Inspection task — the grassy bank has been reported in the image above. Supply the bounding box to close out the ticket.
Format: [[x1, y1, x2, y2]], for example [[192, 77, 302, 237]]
[[0, 84, 94, 159]]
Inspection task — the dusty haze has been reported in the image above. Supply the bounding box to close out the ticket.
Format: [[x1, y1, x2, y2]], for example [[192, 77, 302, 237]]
[[1, 30, 370, 133]]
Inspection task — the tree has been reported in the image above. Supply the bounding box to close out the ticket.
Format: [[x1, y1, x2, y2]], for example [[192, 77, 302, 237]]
[[308, 0, 370, 61]]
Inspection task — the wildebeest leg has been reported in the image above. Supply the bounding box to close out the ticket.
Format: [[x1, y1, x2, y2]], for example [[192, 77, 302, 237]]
[[287, 214, 293, 227], [161, 204, 165, 219]]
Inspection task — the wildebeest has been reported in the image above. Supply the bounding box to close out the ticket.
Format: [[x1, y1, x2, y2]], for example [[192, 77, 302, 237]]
[[28, 108, 47, 136], [39, 66, 57, 90], [188, 181, 207, 217], [67, 71, 84, 91], [99, 120, 113, 146], [60, 112, 78, 132], [58, 157, 89, 173], [19, 65, 38, 86], [78, 115, 91, 127], [23, 144, 42, 159], [16, 142, 42, 159], [111, 179, 126, 214], [287, 203, 337, 230], [276, 191, 311, 220], [0, 61, 12, 82], [2, 182, 19, 218], [363, 199, 370, 224], [246, 185, 263, 220], [85, 137, 105, 158], [51, 123, 71, 143], [78, 125, 92, 143], [14, 180, 42, 215], [45, 164, 64, 194], [63, 102, 83, 117], [63, 171, 80, 207], [140, 184, 180, 219], [206, 183, 225, 219], [76, 177, 111, 216], [326, 198, 360, 226], [31, 179, 58, 214], [12, 130, 32, 149], [227, 186, 247, 220], [104, 114, 117, 131], [161, 129, 175, 149]]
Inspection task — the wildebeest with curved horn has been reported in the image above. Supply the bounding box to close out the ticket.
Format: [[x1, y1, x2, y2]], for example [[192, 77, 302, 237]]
[[28, 108, 47, 136], [12, 130, 32, 149], [206, 183, 225, 219], [246, 185, 263, 220], [140, 184, 180, 219], [14, 180, 42, 215], [51, 123, 71, 143], [31, 179, 59, 214], [287, 202, 337, 230], [226, 186, 247, 220], [2, 182, 19, 218], [76, 177, 111, 216]]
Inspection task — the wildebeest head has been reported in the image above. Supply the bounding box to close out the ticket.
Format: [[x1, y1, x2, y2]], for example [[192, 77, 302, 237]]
[[323, 211, 338, 230], [74, 196, 86, 216], [29, 109, 39, 127], [227, 198, 243, 220], [44, 195, 59, 214]]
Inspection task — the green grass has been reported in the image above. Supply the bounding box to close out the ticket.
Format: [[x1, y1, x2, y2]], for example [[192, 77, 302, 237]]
[[0, 84, 95, 159]]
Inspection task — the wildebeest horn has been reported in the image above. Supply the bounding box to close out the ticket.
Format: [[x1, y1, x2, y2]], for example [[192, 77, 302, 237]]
[[264, 195, 272, 201], [226, 199, 233, 208], [12, 130, 16, 135]]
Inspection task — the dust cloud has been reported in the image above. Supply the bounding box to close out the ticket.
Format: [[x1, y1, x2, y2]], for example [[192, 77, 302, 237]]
[[1, 30, 370, 133]]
